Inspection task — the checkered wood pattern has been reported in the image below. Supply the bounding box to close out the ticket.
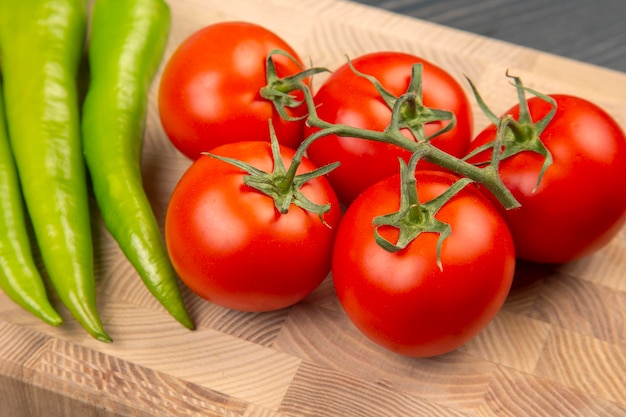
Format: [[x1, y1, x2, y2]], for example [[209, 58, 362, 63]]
[[1, 0, 625, 415]]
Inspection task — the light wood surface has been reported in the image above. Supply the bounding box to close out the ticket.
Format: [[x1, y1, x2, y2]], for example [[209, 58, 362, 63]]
[[1, 0, 626, 416]]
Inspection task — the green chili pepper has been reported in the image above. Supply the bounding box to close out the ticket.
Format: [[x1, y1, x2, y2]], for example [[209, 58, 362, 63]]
[[82, 0, 194, 330], [0, 0, 111, 342], [0, 77, 63, 327]]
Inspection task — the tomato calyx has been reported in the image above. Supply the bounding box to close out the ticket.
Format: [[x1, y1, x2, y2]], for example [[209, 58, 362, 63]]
[[205, 122, 339, 218], [373, 151, 473, 268], [372, 115, 511, 258], [464, 71, 556, 191], [347, 61, 457, 143], [259, 49, 328, 122]]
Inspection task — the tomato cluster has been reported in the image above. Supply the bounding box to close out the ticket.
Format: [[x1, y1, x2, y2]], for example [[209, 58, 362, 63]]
[[158, 22, 626, 357]]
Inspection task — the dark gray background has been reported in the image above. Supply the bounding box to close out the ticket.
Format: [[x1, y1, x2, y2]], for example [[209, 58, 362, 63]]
[[353, 0, 626, 73]]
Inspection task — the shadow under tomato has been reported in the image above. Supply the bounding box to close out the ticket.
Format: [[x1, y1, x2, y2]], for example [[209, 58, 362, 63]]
[[510, 259, 556, 291]]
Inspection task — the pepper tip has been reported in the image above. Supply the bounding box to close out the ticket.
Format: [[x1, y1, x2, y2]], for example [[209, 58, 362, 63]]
[[95, 332, 113, 343]]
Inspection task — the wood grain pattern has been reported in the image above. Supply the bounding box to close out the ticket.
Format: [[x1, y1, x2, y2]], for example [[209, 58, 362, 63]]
[[1, 0, 626, 416]]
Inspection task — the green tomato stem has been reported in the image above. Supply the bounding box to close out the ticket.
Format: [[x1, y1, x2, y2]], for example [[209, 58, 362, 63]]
[[263, 54, 521, 225], [298, 81, 519, 209]]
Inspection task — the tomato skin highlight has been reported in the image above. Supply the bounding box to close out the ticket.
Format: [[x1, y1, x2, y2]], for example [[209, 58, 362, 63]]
[[165, 141, 341, 312], [468, 95, 626, 264], [305, 51, 473, 205], [158, 21, 308, 160], [332, 170, 515, 357]]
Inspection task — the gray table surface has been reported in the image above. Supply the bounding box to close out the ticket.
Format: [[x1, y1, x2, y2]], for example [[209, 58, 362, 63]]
[[353, 0, 626, 74]]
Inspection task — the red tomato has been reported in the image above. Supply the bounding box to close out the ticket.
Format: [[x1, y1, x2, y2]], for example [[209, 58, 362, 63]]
[[158, 21, 308, 160], [305, 51, 473, 205], [468, 94, 626, 264], [332, 170, 515, 357], [165, 141, 341, 312]]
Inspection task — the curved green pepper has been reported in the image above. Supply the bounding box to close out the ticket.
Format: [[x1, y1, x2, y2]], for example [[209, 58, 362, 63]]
[[0, 0, 110, 342], [0, 76, 63, 327], [82, 0, 194, 329]]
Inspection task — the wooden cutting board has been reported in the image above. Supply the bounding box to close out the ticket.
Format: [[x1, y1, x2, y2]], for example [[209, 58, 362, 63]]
[[1, 0, 625, 416]]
